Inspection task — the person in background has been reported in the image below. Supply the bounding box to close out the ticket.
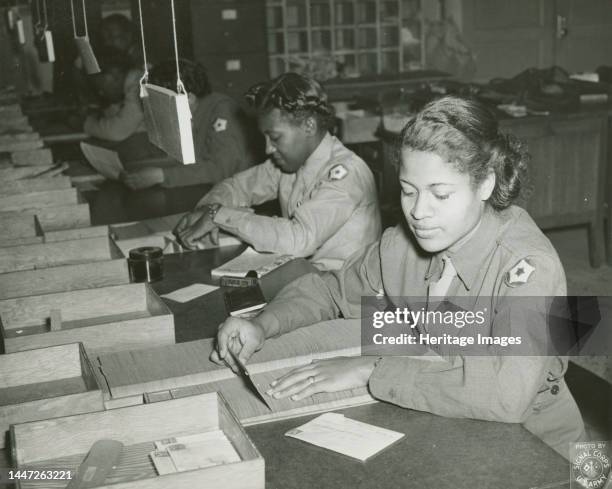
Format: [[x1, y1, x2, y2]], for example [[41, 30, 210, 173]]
[[174, 72, 381, 271], [121, 59, 260, 189], [83, 47, 144, 142], [98, 13, 142, 68], [211, 95, 585, 458]]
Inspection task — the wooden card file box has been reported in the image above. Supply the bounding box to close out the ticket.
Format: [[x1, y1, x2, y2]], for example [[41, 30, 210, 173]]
[[0, 203, 92, 236], [0, 188, 80, 212], [0, 283, 174, 355], [11, 393, 264, 489], [0, 216, 108, 248], [0, 343, 104, 450], [0, 235, 122, 274], [0, 258, 129, 300], [0, 175, 71, 196]]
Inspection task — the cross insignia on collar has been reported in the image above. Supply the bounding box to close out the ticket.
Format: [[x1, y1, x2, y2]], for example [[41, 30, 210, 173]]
[[505, 258, 535, 287]]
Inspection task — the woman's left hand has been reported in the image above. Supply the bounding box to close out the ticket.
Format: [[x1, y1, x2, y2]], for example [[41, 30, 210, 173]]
[[266, 357, 378, 402]]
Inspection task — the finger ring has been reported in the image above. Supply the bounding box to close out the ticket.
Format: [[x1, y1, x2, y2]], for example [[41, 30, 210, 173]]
[[307, 375, 316, 385]]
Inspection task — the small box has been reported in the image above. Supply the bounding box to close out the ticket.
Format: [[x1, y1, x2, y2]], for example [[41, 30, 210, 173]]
[[0, 343, 104, 449], [0, 188, 80, 212], [0, 236, 123, 274], [0, 258, 130, 300], [11, 393, 265, 489], [0, 175, 71, 196], [0, 283, 174, 355]]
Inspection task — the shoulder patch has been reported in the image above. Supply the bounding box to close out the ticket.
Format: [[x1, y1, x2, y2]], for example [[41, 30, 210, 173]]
[[328, 164, 348, 181], [504, 258, 536, 287], [213, 118, 227, 132]]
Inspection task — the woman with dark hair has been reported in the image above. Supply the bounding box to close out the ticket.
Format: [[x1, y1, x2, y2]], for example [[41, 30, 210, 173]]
[[175, 72, 381, 271], [211, 95, 585, 459], [121, 58, 258, 189]]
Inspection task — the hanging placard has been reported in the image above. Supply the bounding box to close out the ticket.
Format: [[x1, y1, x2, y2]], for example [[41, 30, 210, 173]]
[[6, 8, 16, 29], [138, 0, 195, 164], [70, 0, 99, 74], [142, 84, 195, 164], [15, 18, 25, 44], [34, 0, 55, 63]]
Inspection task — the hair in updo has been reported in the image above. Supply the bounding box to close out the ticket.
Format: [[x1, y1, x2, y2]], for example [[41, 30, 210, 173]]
[[400, 96, 529, 210], [245, 73, 335, 131]]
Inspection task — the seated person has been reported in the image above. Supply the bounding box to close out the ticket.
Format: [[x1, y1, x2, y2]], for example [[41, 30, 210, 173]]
[[174, 72, 382, 271], [211, 95, 585, 459], [121, 59, 260, 189], [97, 13, 142, 68], [83, 47, 144, 142]]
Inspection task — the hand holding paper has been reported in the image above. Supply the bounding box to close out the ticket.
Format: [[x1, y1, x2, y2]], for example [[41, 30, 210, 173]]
[[80, 142, 124, 180]]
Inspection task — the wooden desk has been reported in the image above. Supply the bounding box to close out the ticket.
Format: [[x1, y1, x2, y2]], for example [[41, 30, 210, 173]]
[[247, 402, 568, 489]]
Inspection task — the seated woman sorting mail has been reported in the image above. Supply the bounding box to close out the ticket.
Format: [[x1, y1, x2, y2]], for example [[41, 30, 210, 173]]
[[210, 96, 585, 459], [174, 73, 382, 271], [120, 59, 260, 189]]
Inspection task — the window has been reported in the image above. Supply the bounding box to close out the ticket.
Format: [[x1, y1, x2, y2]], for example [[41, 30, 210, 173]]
[[266, 0, 424, 80]]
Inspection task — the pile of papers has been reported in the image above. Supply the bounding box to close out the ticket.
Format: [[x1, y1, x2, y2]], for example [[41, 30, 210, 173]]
[[150, 431, 241, 474]]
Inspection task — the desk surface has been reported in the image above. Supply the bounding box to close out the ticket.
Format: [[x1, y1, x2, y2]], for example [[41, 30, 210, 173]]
[[247, 402, 568, 489]]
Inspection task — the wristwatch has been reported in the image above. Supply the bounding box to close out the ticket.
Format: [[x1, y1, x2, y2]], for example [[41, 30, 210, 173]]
[[207, 203, 222, 221]]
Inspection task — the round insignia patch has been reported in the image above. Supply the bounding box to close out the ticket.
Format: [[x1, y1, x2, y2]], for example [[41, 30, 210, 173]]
[[504, 258, 535, 287], [213, 118, 228, 132], [329, 164, 348, 181]]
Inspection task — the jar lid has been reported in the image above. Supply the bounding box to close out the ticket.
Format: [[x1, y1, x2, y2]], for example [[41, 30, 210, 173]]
[[129, 246, 163, 260]]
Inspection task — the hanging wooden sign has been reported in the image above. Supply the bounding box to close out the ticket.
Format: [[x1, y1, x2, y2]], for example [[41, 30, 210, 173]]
[[142, 84, 195, 164]]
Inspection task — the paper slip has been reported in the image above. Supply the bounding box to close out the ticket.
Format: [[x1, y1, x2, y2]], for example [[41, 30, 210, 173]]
[[155, 431, 240, 472], [80, 142, 124, 180], [150, 450, 177, 475], [161, 283, 219, 303], [211, 247, 293, 278], [285, 412, 404, 462]]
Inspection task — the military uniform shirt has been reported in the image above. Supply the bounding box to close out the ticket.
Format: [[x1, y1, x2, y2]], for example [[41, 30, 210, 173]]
[[162, 92, 257, 187], [253, 205, 585, 458], [197, 133, 381, 270]]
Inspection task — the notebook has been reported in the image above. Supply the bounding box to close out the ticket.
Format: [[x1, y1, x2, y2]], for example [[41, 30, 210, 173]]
[[80, 142, 124, 180], [224, 284, 267, 317], [211, 247, 294, 278]]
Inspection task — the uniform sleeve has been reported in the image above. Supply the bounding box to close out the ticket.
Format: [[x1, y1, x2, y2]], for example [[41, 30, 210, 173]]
[[211, 166, 368, 256], [194, 160, 281, 208], [161, 100, 255, 187], [254, 238, 384, 338], [368, 254, 565, 423], [83, 70, 144, 142]]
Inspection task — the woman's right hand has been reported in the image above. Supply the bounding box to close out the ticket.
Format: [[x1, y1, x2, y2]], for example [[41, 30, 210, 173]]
[[210, 317, 266, 372], [173, 209, 217, 249]]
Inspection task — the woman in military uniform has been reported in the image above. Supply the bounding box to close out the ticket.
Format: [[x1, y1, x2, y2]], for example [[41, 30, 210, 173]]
[[175, 73, 381, 271], [211, 95, 585, 459]]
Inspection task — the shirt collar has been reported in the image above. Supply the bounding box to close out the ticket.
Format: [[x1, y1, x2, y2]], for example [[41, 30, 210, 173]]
[[298, 132, 334, 186], [425, 206, 501, 290]]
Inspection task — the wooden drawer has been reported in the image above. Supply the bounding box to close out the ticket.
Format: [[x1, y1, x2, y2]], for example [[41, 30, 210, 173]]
[[0, 343, 104, 449], [12, 393, 264, 489], [200, 53, 270, 99], [191, 1, 266, 54]]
